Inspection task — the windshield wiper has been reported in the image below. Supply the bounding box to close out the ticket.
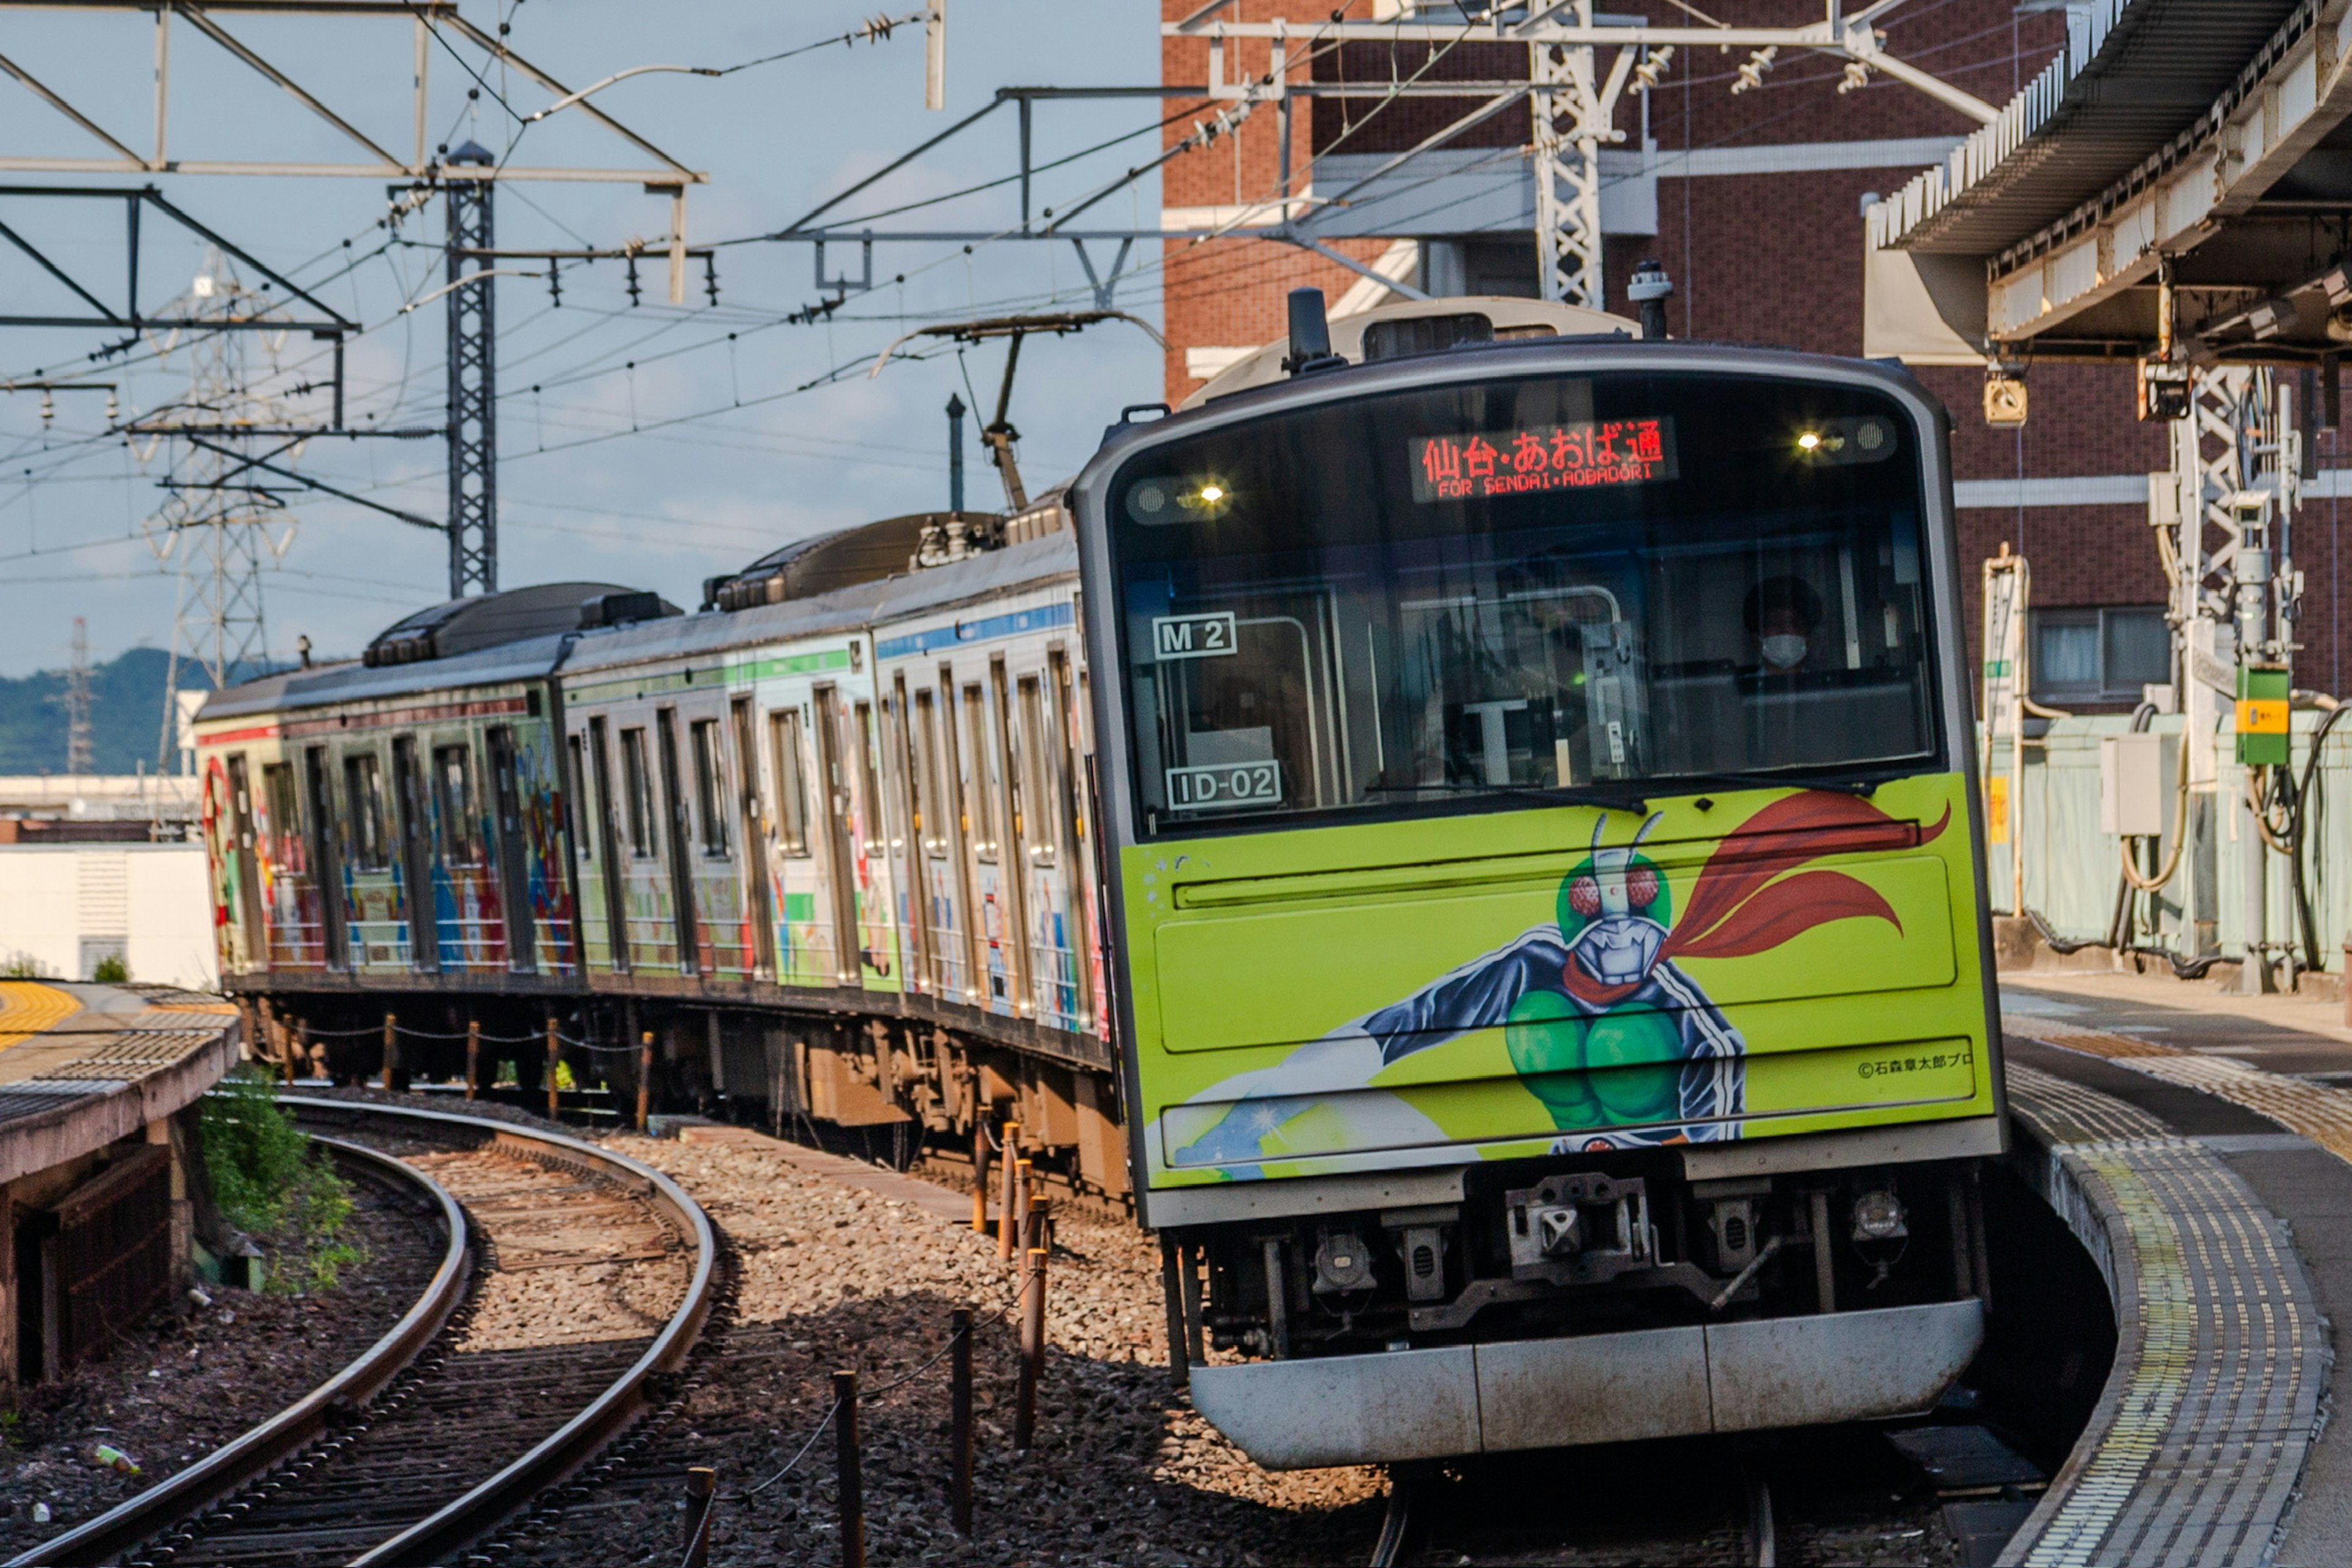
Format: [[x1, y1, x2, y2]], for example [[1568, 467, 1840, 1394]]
[[1366, 780, 1651, 813], [1649, 771, 1879, 799]]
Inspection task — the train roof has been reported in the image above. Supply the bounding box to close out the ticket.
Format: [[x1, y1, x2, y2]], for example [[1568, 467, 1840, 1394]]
[[559, 530, 1079, 677], [197, 630, 578, 723], [195, 526, 1079, 725], [362, 580, 679, 668]]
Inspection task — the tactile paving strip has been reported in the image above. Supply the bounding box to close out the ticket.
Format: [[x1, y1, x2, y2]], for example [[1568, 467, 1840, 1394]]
[[2003, 1050, 2326, 1567]]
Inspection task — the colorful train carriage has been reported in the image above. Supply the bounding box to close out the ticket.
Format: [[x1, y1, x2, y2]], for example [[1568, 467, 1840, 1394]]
[[194, 594, 625, 993]]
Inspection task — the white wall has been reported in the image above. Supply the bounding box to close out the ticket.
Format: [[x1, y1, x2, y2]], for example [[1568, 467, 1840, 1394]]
[[0, 845, 217, 990]]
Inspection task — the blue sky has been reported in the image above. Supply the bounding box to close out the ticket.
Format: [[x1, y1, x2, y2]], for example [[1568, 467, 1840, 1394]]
[[0, 1, 1164, 676]]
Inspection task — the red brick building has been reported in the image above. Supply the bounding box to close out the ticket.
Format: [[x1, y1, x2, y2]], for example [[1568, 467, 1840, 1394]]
[[1156, 2, 2352, 703]]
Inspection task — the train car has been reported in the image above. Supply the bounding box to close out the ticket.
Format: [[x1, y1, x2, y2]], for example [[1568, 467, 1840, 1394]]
[[193, 583, 670, 1014], [1070, 298, 2002, 1466]]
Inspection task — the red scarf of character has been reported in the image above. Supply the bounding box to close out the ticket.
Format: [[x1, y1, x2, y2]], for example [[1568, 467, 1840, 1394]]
[[1561, 791, 1953, 1009]]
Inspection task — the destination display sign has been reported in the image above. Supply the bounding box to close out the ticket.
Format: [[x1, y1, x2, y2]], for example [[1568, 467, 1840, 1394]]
[[1410, 417, 1677, 502]]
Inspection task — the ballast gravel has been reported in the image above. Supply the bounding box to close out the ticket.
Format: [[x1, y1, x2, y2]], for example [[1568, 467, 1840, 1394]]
[[494, 1131, 1389, 1568], [0, 1173, 439, 1559]]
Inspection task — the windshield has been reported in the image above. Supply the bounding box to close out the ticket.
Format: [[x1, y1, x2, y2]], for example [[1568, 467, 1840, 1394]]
[[1106, 368, 1940, 835]]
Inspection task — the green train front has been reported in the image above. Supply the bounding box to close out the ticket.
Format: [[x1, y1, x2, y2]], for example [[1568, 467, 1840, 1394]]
[[1072, 338, 2003, 1467]]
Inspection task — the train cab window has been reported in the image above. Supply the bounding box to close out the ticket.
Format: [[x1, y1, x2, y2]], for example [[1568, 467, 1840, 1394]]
[[912, 689, 949, 858], [962, 684, 1000, 862], [621, 728, 657, 858], [1107, 372, 1939, 831], [431, 745, 484, 865], [690, 718, 731, 858], [343, 752, 391, 872], [1016, 674, 1060, 867], [768, 709, 813, 857]]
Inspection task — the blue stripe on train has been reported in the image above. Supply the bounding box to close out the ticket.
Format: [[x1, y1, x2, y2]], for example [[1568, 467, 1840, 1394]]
[[874, 601, 1074, 660]]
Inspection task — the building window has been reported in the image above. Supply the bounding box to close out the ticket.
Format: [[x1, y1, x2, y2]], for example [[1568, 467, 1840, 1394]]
[[2032, 607, 2170, 703]]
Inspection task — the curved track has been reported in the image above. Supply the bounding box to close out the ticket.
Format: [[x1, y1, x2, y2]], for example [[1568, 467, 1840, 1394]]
[[9, 1099, 715, 1568]]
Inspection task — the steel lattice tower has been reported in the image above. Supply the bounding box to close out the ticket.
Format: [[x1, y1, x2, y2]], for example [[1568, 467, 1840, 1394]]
[[445, 149, 498, 598], [1530, 2, 1604, 310], [62, 615, 94, 774], [149, 255, 295, 760]]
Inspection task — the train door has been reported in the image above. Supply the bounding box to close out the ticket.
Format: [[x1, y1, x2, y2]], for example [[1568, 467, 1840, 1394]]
[[223, 754, 266, 972], [989, 658, 1035, 1017], [851, 698, 894, 984], [731, 696, 777, 979], [930, 668, 982, 1004], [688, 715, 745, 977], [389, 737, 437, 973], [767, 705, 823, 985], [654, 708, 701, 976], [429, 741, 500, 967], [812, 685, 862, 986], [300, 746, 349, 970], [959, 677, 1016, 1020], [485, 725, 537, 974], [1047, 647, 1099, 1031], [584, 718, 630, 971], [888, 676, 932, 993], [1014, 658, 1091, 1031]]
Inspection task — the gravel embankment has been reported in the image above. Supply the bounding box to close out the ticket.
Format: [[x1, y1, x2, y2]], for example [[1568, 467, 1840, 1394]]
[[494, 1131, 1387, 1567], [0, 1172, 441, 1557]]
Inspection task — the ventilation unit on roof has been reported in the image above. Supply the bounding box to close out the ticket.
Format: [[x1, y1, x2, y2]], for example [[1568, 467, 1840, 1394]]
[[1360, 312, 1496, 364]]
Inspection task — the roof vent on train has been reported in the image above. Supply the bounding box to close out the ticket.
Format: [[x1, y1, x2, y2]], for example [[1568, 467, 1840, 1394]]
[[361, 581, 678, 667]]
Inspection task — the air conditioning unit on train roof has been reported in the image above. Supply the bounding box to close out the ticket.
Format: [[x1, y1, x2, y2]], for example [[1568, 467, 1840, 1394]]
[[1178, 294, 1638, 410], [361, 581, 677, 667]]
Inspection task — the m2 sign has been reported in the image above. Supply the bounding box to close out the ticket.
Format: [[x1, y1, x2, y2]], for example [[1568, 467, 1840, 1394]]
[[1153, 612, 1237, 661]]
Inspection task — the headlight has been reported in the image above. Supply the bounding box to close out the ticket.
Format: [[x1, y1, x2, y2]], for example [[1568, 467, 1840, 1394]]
[[1851, 1189, 1907, 1242]]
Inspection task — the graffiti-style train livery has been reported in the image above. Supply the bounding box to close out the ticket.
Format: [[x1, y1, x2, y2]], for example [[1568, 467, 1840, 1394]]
[[202, 299, 2005, 1468]]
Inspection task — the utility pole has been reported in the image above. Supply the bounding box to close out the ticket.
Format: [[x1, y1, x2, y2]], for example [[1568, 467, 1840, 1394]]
[[63, 616, 94, 775], [446, 143, 498, 598], [946, 393, 965, 512]]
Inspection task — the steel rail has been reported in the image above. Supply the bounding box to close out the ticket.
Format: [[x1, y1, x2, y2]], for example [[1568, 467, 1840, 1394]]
[[7, 1137, 471, 1568], [286, 1099, 718, 1568]]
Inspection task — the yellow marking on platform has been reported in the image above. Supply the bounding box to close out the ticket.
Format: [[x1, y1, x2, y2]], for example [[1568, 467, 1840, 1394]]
[[0, 980, 81, 1050], [2008, 1011, 2352, 1164]]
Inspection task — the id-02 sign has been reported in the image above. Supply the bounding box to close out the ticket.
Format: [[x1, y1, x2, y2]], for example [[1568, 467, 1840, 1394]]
[[1167, 760, 1282, 810], [1411, 418, 1676, 502]]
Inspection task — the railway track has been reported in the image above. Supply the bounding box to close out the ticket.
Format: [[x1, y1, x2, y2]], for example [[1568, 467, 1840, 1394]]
[[8, 1099, 715, 1568]]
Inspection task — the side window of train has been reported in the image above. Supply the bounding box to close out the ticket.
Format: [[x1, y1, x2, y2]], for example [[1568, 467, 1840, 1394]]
[[565, 735, 591, 862], [913, 688, 949, 858], [621, 728, 657, 858], [344, 750, 391, 871], [1016, 674, 1058, 867], [962, 683, 998, 862], [689, 717, 731, 858], [261, 762, 301, 867], [432, 745, 484, 865], [768, 708, 812, 857]]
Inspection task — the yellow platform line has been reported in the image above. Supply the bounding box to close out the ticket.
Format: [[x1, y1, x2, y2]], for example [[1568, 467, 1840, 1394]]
[[0, 979, 81, 1051]]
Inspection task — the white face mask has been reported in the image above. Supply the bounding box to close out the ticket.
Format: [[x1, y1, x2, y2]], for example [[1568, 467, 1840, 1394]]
[[1760, 634, 1808, 669]]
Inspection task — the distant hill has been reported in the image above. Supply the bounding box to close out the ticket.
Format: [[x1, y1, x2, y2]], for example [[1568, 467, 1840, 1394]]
[[0, 647, 216, 775]]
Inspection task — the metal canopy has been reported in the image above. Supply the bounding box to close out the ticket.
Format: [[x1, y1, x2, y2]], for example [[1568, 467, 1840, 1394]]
[[1868, 0, 2352, 361]]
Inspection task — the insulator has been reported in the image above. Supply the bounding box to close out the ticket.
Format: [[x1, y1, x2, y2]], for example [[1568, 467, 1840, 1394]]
[[1732, 45, 1778, 95], [1633, 45, 1675, 92], [39, 393, 53, 423], [1839, 60, 1872, 95]]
